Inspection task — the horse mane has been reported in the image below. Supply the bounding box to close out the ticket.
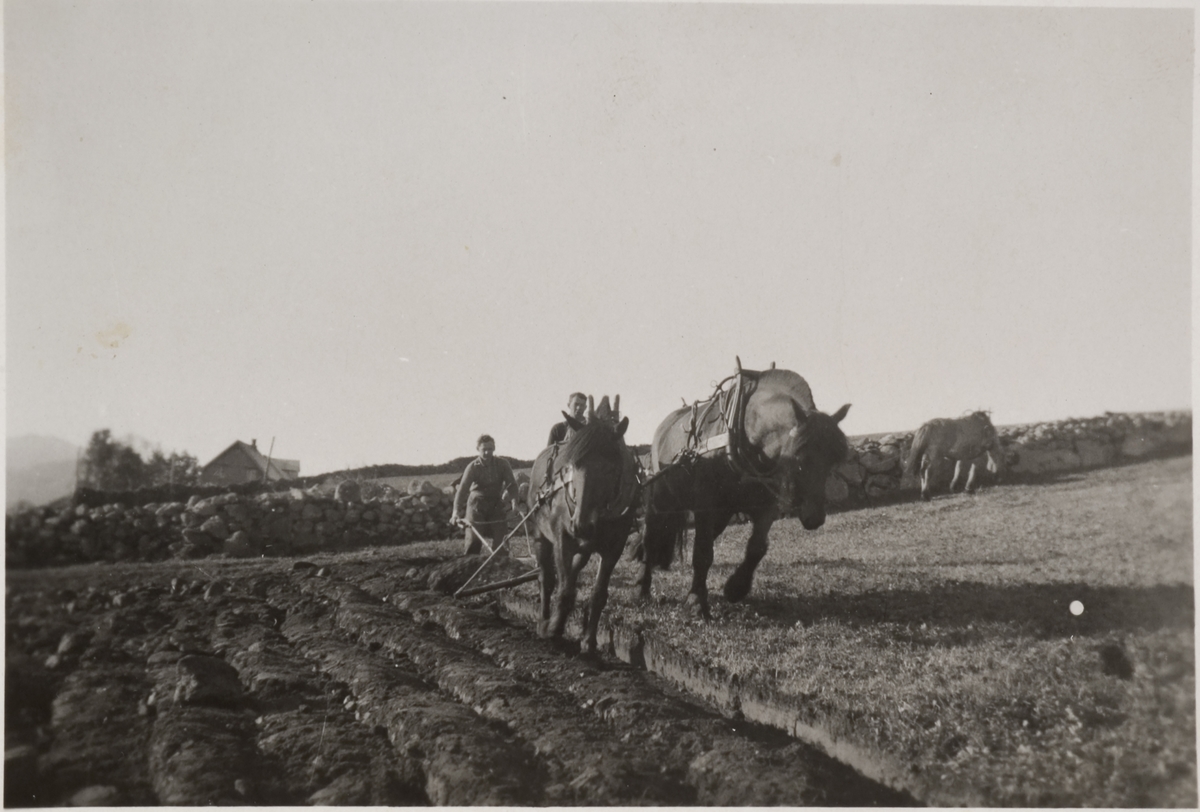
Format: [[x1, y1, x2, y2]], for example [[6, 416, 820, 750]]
[[558, 419, 622, 468]]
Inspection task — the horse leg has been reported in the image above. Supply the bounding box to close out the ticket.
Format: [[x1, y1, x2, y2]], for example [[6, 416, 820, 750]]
[[535, 537, 555, 638], [724, 509, 773, 603], [635, 522, 655, 602], [581, 548, 619, 658], [919, 457, 933, 501], [686, 512, 724, 620], [636, 506, 677, 602], [965, 462, 980, 494], [949, 460, 966, 493], [550, 546, 585, 642], [636, 557, 654, 602]]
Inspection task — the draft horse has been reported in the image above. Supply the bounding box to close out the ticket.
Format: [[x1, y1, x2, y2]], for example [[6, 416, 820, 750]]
[[905, 411, 1005, 500], [527, 395, 639, 656], [638, 363, 851, 619]]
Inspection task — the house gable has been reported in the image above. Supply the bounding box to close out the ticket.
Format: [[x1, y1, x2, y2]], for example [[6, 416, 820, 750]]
[[201, 441, 300, 485]]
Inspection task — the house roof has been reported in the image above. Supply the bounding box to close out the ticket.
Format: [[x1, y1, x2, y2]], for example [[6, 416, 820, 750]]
[[203, 441, 300, 480]]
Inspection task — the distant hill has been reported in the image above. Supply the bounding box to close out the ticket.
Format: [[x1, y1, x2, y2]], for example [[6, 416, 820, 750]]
[[321, 445, 652, 482], [7, 435, 80, 510], [319, 457, 538, 481]]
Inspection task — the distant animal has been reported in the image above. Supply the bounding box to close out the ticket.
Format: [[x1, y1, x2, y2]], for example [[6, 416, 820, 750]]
[[637, 363, 851, 619], [526, 395, 639, 656], [905, 411, 1005, 501]]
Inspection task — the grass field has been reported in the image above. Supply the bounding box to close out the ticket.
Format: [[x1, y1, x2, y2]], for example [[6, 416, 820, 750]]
[[521, 456, 1195, 806]]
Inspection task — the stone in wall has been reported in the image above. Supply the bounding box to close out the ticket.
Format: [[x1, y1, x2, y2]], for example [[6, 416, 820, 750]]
[[1014, 447, 1083, 475], [1075, 440, 1116, 468], [334, 480, 362, 502], [836, 461, 865, 487], [824, 475, 849, 503], [1121, 434, 1164, 458]]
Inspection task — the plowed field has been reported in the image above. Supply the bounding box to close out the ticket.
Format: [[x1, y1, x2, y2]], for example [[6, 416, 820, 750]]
[[5, 552, 914, 806]]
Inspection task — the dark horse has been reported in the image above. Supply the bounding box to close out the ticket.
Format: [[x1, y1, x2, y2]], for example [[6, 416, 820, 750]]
[[638, 365, 850, 618], [906, 411, 1005, 501], [527, 395, 639, 655]]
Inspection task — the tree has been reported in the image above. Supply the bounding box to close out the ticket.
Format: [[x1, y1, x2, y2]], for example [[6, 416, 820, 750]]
[[80, 430, 202, 491], [81, 430, 144, 490], [145, 450, 202, 486]]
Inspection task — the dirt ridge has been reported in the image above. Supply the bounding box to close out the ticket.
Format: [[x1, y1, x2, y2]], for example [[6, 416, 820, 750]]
[[6, 558, 913, 807]]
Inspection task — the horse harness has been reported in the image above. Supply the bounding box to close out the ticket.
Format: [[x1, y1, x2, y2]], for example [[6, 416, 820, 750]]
[[533, 433, 638, 523], [676, 364, 782, 487]]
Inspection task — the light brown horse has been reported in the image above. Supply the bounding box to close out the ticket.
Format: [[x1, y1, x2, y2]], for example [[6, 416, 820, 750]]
[[637, 367, 850, 619], [526, 396, 639, 656], [906, 411, 1005, 500]]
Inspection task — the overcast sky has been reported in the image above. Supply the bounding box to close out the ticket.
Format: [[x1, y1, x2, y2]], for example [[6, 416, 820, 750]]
[[7, 1, 1193, 475]]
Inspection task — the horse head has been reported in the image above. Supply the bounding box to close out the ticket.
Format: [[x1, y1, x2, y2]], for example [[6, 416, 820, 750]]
[[748, 398, 850, 530], [556, 397, 631, 539]]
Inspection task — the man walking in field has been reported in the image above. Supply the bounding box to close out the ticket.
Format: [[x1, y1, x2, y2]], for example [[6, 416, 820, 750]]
[[451, 434, 519, 555]]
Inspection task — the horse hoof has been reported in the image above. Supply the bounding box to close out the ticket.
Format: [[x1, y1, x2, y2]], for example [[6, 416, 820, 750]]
[[723, 579, 750, 603], [684, 594, 710, 621], [549, 636, 578, 655], [537, 620, 551, 638]]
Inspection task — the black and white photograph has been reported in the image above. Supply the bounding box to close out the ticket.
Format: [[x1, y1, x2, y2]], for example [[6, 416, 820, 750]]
[[6, 0, 1194, 806]]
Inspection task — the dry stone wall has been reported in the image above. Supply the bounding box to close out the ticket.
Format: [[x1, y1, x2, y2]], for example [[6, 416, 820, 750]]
[[6, 411, 1190, 568], [6, 480, 459, 569]]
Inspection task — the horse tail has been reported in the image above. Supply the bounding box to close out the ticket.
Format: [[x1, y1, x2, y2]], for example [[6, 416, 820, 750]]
[[637, 481, 687, 570], [906, 424, 930, 476]]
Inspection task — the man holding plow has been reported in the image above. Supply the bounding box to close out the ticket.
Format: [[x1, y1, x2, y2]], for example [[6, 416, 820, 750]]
[[451, 434, 519, 556]]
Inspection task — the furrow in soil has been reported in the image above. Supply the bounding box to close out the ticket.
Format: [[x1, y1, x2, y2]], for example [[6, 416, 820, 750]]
[[290, 574, 694, 804], [263, 577, 543, 805]]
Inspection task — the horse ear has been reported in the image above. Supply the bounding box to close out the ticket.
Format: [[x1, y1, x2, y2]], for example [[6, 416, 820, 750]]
[[587, 395, 595, 422], [831, 403, 851, 424], [563, 412, 584, 431], [790, 400, 809, 425], [613, 394, 620, 419], [616, 416, 629, 437]]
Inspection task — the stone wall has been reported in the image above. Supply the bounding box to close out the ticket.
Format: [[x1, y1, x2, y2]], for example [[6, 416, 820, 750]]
[[827, 410, 1191, 506], [6, 480, 459, 569]]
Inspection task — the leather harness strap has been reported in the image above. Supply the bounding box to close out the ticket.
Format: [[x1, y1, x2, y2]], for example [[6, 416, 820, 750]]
[[680, 367, 779, 485], [535, 426, 638, 523]]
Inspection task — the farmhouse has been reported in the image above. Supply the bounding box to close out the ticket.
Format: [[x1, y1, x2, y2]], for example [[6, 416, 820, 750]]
[[200, 439, 300, 485]]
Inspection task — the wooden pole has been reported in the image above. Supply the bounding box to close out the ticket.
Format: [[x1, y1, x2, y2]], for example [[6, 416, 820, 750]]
[[455, 569, 540, 598], [262, 437, 276, 483]]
